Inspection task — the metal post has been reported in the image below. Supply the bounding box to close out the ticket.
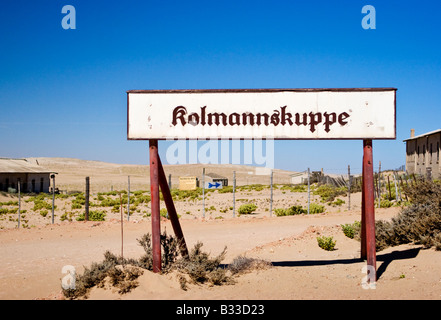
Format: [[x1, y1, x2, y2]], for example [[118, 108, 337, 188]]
[[85, 177, 90, 221], [396, 172, 402, 202], [362, 140, 376, 283], [120, 193, 124, 259], [149, 139, 161, 273], [168, 173, 172, 190], [202, 168, 205, 219], [347, 165, 351, 210], [51, 174, 56, 224], [17, 180, 21, 228], [361, 158, 366, 259], [378, 161, 382, 208], [270, 170, 273, 216], [233, 171, 236, 217], [307, 168, 310, 214], [127, 176, 130, 221], [393, 172, 399, 202], [157, 157, 189, 258]]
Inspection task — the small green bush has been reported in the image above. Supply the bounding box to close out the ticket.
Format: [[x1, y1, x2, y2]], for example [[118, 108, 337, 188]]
[[274, 205, 305, 216], [217, 186, 233, 193], [160, 208, 168, 218], [313, 185, 347, 202], [0, 200, 19, 206], [238, 204, 257, 215], [100, 198, 120, 207], [279, 184, 307, 192], [274, 203, 324, 216], [71, 203, 82, 209], [60, 212, 71, 221], [309, 203, 325, 214], [317, 236, 336, 251], [76, 210, 106, 221], [341, 223, 355, 239], [376, 199, 394, 208], [33, 200, 52, 211], [331, 198, 345, 207], [237, 184, 267, 192], [274, 208, 287, 216]]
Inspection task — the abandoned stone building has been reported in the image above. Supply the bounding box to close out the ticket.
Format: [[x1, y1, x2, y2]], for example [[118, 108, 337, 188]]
[[404, 129, 441, 179], [0, 158, 54, 193]]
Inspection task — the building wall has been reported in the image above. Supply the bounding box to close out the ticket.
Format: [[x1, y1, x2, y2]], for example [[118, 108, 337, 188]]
[[0, 173, 51, 193], [406, 132, 441, 179]]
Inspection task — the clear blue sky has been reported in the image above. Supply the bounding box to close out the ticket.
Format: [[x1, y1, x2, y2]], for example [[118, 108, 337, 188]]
[[1, 0, 440, 174]]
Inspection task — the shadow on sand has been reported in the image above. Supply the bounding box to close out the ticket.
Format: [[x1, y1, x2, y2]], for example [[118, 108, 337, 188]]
[[268, 247, 421, 280]]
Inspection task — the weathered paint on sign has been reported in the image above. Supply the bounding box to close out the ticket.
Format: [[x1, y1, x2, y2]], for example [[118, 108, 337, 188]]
[[127, 88, 396, 140]]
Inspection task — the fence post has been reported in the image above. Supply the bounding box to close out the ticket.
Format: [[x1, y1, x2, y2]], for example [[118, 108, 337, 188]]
[[202, 168, 205, 219], [127, 175, 130, 221], [307, 168, 310, 214], [270, 170, 273, 216], [393, 172, 399, 202], [17, 180, 21, 228], [85, 177, 90, 221], [120, 193, 124, 259], [233, 171, 236, 217], [387, 175, 392, 200], [347, 165, 351, 210], [395, 172, 402, 202]]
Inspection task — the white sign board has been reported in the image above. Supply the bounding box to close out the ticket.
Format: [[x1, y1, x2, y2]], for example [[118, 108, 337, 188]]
[[127, 88, 396, 140]]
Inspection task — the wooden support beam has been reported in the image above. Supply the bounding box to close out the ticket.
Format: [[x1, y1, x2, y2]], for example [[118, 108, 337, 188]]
[[157, 156, 189, 258]]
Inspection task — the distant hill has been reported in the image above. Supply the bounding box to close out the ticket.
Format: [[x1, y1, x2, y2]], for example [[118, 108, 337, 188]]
[[25, 157, 298, 193]]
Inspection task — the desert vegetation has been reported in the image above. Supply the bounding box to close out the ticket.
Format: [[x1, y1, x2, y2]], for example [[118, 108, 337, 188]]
[[62, 231, 272, 299], [339, 179, 441, 251]]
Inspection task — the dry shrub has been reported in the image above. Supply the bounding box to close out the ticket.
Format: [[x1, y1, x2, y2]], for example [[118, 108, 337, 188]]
[[136, 231, 180, 271], [62, 251, 141, 299], [174, 242, 233, 287], [63, 233, 234, 298], [403, 179, 441, 206], [107, 265, 144, 294], [374, 180, 441, 251], [228, 255, 272, 275]]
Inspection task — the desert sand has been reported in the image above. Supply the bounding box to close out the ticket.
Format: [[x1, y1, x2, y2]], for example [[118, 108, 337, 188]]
[[0, 158, 440, 301]]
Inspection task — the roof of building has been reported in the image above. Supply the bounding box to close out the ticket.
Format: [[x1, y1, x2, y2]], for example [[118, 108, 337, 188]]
[[403, 129, 441, 142], [205, 172, 227, 179], [0, 158, 54, 174]]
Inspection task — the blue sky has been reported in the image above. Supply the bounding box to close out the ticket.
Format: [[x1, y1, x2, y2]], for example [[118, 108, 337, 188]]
[[1, 0, 440, 174]]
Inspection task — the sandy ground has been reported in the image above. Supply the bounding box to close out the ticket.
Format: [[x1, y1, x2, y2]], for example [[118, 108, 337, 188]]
[[1, 158, 440, 300]]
